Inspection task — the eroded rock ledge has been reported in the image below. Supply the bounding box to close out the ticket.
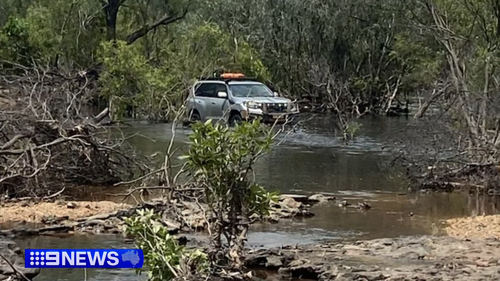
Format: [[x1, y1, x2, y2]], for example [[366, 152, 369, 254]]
[[0, 239, 39, 280], [245, 236, 500, 280], [0, 194, 325, 238]]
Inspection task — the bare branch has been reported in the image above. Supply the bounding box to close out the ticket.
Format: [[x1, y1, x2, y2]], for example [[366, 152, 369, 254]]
[[126, 3, 190, 45]]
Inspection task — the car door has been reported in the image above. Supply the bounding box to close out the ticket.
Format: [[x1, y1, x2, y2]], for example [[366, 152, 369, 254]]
[[210, 83, 230, 122], [193, 82, 217, 120]]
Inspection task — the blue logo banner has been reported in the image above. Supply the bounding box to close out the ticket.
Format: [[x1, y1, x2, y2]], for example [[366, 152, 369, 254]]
[[24, 249, 144, 268]]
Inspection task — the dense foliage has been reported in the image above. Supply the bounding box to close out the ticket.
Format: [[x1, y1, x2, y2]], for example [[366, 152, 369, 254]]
[[2, 0, 500, 163], [0, 0, 442, 117]]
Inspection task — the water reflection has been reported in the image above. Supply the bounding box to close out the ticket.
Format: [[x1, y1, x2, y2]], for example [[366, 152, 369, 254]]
[[114, 115, 409, 194], [251, 191, 500, 241]]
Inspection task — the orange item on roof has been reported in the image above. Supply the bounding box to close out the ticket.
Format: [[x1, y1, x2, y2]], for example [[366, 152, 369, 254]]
[[220, 73, 245, 78]]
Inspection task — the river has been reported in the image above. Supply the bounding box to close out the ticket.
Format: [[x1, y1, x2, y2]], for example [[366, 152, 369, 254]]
[[13, 114, 500, 280]]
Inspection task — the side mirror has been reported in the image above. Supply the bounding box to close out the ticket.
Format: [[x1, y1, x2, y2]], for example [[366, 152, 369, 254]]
[[273, 92, 279, 97], [217, 91, 228, 98]]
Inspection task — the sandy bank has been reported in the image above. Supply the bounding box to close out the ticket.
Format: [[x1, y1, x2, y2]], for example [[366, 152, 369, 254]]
[[0, 195, 317, 237], [444, 214, 500, 240], [0, 201, 131, 223]]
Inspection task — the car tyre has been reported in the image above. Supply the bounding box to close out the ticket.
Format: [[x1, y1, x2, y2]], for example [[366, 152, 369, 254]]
[[189, 111, 201, 123], [229, 113, 243, 127]]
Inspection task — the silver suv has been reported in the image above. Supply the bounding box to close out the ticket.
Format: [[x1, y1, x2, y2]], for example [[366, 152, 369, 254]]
[[184, 75, 299, 125]]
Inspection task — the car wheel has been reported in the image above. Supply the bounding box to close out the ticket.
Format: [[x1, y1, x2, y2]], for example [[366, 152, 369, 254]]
[[229, 113, 243, 127], [190, 111, 201, 122]]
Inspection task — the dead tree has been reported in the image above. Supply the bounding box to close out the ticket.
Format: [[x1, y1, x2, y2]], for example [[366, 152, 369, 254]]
[[396, 0, 500, 192], [0, 66, 148, 198]]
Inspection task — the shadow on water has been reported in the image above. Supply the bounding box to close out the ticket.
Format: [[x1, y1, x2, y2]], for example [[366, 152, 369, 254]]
[[16, 114, 500, 280]]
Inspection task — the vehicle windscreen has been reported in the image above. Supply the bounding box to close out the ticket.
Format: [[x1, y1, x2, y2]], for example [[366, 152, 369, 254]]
[[229, 84, 274, 97]]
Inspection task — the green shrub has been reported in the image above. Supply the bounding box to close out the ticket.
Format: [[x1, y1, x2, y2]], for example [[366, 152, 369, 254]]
[[181, 119, 279, 267], [124, 209, 208, 281]]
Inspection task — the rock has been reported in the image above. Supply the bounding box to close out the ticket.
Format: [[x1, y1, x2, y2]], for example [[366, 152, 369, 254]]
[[338, 200, 350, 207], [347, 272, 387, 280], [279, 194, 309, 203], [288, 259, 306, 268], [1, 196, 316, 238], [82, 219, 105, 227], [281, 197, 302, 209], [357, 202, 371, 210], [244, 235, 500, 281], [0, 239, 39, 280], [318, 265, 338, 280], [307, 194, 335, 203], [245, 250, 272, 267], [281, 194, 335, 205], [287, 262, 322, 279], [265, 256, 283, 268], [476, 260, 489, 267], [66, 202, 77, 209]]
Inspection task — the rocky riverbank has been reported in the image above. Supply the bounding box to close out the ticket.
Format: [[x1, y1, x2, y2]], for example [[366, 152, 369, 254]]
[[0, 194, 326, 238], [245, 236, 500, 280], [3, 193, 500, 280], [0, 239, 39, 281]]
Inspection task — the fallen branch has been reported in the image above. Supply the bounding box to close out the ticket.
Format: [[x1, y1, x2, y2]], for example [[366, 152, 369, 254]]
[[42, 187, 66, 200], [0, 253, 30, 281], [94, 107, 109, 124], [0, 135, 89, 156]]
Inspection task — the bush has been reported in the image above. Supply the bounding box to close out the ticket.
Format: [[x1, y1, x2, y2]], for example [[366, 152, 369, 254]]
[[124, 209, 208, 281], [181, 119, 279, 268]]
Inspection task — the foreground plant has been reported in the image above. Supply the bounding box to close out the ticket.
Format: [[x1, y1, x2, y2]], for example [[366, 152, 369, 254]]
[[124, 209, 208, 281], [182, 119, 279, 269]]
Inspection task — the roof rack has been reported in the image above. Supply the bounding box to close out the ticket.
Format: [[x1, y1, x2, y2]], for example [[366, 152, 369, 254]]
[[198, 76, 261, 83]]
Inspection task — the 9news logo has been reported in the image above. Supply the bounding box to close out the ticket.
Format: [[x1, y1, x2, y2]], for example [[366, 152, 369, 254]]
[[25, 249, 144, 269]]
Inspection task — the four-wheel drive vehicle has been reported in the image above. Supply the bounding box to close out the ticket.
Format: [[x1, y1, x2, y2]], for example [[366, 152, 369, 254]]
[[184, 73, 299, 125]]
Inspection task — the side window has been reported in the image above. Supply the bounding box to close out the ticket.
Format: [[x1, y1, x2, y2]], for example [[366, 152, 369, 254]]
[[214, 84, 228, 98], [194, 83, 216, 97]]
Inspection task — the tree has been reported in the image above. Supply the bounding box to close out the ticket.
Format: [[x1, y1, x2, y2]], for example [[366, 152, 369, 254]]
[[99, 0, 190, 44], [182, 119, 278, 269], [198, 0, 420, 115], [97, 21, 269, 121]]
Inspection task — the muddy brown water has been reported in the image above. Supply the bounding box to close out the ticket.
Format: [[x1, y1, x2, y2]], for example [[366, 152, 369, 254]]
[[11, 114, 500, 280]]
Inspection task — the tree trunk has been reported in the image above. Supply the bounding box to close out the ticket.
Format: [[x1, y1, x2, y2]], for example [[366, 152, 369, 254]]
[[103, 0, 121, 41]]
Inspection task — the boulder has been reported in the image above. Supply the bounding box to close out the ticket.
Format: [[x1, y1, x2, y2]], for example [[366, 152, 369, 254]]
[[0, 239, 39, 280], [281, 197, 302, 209]]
